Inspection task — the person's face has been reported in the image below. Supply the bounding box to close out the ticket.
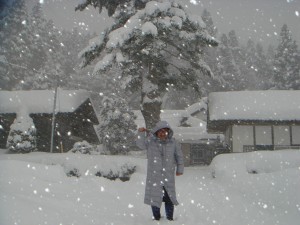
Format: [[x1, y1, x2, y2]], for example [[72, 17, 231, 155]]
[[156, 128, 169, 140]]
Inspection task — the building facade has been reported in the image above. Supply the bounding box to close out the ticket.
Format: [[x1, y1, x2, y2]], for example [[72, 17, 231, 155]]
[[207, 90, 300, 153], [0, 89, 100, 152]]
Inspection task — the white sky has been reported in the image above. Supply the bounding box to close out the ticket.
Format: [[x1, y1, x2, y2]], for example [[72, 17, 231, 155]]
[[33, 0, 300, 47]]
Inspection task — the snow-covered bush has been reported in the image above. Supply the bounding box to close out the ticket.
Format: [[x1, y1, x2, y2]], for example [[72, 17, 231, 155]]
[[69, 141, 94, 154], [6, 114, 37, 153], [95, 164, 136, 181], [97, 95, 137, 155]]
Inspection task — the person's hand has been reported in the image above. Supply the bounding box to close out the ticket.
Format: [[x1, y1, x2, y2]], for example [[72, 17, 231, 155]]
[[176, 172, 183, 176], [138, 127, 147, 132]]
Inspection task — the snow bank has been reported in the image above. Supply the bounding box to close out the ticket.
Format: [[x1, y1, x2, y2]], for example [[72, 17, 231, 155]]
[[0, 152, 139, 180], [1, 150, 300, 225], [210, 150, 300, 179]]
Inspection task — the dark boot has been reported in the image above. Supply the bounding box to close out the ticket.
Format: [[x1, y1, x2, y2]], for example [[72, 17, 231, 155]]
[[163, 188, 174, 220], [165, 201, 174, 220], [151, 206, 161, 220]]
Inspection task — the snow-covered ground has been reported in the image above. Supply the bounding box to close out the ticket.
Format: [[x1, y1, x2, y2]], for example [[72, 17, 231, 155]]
[[0, 149, 300, 225]]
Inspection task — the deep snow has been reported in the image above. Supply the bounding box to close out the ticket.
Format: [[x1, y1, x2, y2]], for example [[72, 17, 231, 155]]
[[0, 149, 300, 225]]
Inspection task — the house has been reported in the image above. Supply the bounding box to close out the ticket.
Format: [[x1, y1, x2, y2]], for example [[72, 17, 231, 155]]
[[207, 90, 300, 153], [0, 89, 100, 152], [134, 101, 224, 166]]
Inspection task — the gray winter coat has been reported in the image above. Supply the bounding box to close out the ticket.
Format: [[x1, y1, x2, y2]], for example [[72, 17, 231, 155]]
[[136, 121, 184, 208]]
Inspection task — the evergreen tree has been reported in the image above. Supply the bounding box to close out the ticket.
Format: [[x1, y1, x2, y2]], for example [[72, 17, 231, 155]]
[[255, 43, 272, 89], [272, 24, 300, 90], [0, 0, 34, 90], [217, 34, 240, 91], [227, 30, 247, 89], [6, 113, 37, 153], [77, 0, 218, 129], [58, 28, 97, 90], [265, 44, 276, 89], [244, 39, 271, 90], [201, 9, 222, 94], [97, 95, 137, 154], [20, 18, 65, 90], [201, 9, 217, 37], [0, 1, 66, 90], [27, 3, 48, 72], [244, 39, 260, 89]]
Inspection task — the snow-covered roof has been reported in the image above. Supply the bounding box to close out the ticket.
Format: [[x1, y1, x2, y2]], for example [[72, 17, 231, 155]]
[[0, 89, 90, 114], [208, 90, 300, 121], [133, 110, 188, 129], [185, 97, 207, 115], [133, 109, 220, 141]]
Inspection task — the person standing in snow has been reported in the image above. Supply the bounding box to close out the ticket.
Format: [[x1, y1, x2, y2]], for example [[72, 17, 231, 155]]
[[136, 120, 184, 221]]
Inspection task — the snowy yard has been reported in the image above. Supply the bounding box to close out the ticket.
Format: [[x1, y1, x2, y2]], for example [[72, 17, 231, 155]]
[[0, 150, 300, 225]]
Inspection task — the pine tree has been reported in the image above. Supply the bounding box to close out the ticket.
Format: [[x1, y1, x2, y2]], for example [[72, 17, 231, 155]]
[[0, 0, 34, 90], [6, 113, 37, 153], [0, 1, 67, 90], [272, 24, 300, 90], [20, 18, 65, 90], [227, 30, 247, 89], [201, 9, 217, 37], [28, 3, 48, 72], [217, 34, 240, 91], [77, 0, 218, 129], [200, 9, 222, 94], [255, 43, 272, 89], [58, 28, 97, 90], [97, 95, 137, 154], [244, 39, 260, 89]]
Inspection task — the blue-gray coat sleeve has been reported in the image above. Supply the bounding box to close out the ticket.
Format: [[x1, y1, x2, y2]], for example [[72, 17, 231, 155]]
[[175, 141, 184, 174]]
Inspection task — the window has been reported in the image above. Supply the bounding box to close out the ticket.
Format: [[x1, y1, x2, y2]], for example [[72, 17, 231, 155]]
[[291, 126, 300, 145], [232, 125, 253, 152], [274, 126, 290, 145], [255, 126, 272, 145]]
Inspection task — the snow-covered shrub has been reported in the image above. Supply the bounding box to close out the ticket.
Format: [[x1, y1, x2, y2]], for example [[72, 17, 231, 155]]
[[97, 95, 137, 155], [95, 164, 136, 181], [66, 168, 81, 177], [6, 114, 37, 153], [69, 141, 94, 154]]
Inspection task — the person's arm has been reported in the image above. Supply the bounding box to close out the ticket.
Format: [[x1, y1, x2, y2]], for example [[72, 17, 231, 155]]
[[135, 127, 149, 150], [175, 141, 184, 176]]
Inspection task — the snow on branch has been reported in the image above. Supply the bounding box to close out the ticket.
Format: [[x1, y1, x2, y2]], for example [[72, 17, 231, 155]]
[[188, 14, 206, 29], [144, 1, 171, 16], [142, 21, 157, 36], [78, 34, 106, 67], [105, 0, 191, 49], [93, 53, 115, 74]]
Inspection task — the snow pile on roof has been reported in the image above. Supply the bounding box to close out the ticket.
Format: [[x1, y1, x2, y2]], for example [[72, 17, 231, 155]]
[[186, 97, 208, 115], [133, 108, 220, 141], [0, 89, 90, 114], [209, 90, 300, 121], [133, 110, 188, 129]]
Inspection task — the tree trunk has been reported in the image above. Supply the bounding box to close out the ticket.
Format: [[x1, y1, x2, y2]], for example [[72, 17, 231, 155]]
[[140, 68, 162, 130], [141, 100, 161, 130]]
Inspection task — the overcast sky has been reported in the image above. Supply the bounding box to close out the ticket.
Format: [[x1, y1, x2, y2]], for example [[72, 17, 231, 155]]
[[33, 0, 300, 47]]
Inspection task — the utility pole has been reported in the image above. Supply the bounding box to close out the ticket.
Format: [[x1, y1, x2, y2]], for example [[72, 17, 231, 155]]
[[50, 83, 58, 153]]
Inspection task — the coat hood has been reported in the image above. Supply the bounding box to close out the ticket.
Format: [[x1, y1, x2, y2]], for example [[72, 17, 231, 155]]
[[151, 120, 173, 139]]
